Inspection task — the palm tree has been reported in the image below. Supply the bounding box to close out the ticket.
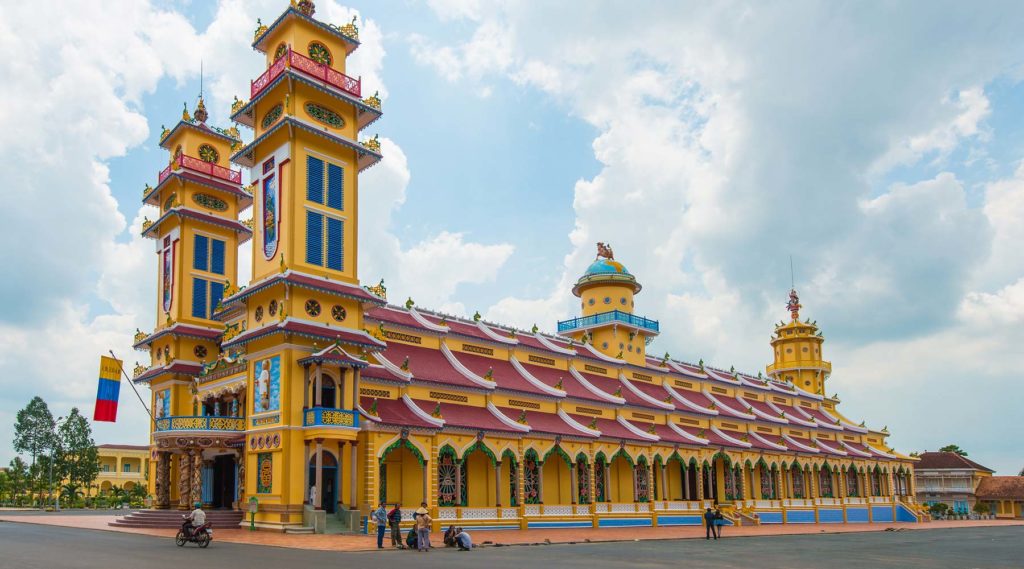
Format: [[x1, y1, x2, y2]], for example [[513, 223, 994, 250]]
[[60, 483, 83, 508], [109, 485, 126, 508]]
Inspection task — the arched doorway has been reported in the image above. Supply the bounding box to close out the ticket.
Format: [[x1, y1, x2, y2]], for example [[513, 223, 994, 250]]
[[702, 461, 718, 502], [320, 376, 337, 408], [542, 447, 572, 505], [308, 451, 339, 513], [463, 443, 495, 507], [664, 455, 685, 500], [609, 451, 634, 503], [379, 440, 425, 506], [212, 454, 237, 508]]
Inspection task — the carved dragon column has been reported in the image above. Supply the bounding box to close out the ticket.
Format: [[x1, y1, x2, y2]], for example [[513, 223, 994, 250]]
[[190, 449, 203, 506], [156, 451, 171, 509], [178, 453, 192, 509]]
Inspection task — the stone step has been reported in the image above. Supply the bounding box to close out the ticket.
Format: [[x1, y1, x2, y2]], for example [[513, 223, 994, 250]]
[[108, 509, 244, 529], [285, 526, 315, 534]]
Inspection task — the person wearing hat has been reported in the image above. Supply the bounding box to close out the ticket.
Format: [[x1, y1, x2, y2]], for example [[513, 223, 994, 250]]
[[186, 502, 206, 538], [415, 502, 432, 552]]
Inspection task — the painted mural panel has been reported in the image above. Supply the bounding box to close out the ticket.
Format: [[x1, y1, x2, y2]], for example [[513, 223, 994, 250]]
[[254, 356, 281, 412], [257, 452, 273, 493], [154, 389, 171, 418]]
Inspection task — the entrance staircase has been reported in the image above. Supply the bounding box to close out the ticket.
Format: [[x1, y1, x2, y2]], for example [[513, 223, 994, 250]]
[[108, 509, 244, 529]]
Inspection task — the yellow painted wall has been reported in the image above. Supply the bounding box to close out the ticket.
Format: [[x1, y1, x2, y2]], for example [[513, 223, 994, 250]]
[[579, 283, 635, 316], [542, 459, 572, 505], [609, 457, 633, 503], [261, 17, 352, 75], [465, 450, 494, 507], [383, 447, 424, 505]]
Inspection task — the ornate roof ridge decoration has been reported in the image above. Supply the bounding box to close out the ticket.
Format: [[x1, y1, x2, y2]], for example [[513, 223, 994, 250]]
[[764, 399, 816, 428], [662, 383, 718, 416], [616, 416, 660, 442], [577, 341, 626, 365], [140, 206, 253, 243], [618, 373, 673, 410], [486, 402, 530, 433], [439, 343, 497, 390], [839, 440, 873, 458], [364, 278, 387, 301], [736, 395, 787, 424], [133, 322, 223, 350], [701, 389, 756, 420], [252, 5, 360, 54], [782, 434, 819, 454], [217, 270, 385, 312], [666, 421, 709, 445], [366, 351, 412, 382], [710, 426, 753, 448], [568, 366, 626, 404], [132, 361, 204, 385], [402, 394, 444, 427], [666, 359, 708, 379], [220, 316, 386, 351], [703, 366, 742, 385], [530, 333, 577, 355], [231, 116, 381, 171], [159, 119, 241, 150], [475, 320, 518, 345], [145, 170, 253, 211], [407, 307, 450, 332], [811, 437, 848, 456], [749, 431, 788, 451], [557, 409, 602, 437], [298, 343, 369, 368], [508, 356, 567, 398]]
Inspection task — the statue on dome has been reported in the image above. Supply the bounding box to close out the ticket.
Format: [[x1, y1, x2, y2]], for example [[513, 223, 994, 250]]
[[786, 288, 801, 320], [596, 242, 615, 261]]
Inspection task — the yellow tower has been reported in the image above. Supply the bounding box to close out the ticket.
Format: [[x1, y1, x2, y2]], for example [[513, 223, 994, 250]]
[[558, 242, 659, 366], [766, 289, 832, 395]]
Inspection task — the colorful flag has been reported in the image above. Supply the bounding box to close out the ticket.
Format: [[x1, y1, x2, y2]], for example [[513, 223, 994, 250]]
[[94, 355, 123, 422]]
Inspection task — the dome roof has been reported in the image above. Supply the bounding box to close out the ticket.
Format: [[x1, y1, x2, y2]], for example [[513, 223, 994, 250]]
[[584, 259, 630, 276]]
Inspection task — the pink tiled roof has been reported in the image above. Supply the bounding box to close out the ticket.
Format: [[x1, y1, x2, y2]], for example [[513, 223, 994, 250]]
[[375, 343, 480, 389], [670, 389, 718, 415], [786, 435, 820, 453], [772, 402, 816, 426], [360, 397, 437, 429], [221, 319, 385, 350], [717, 428, 754, 449], [518, 362, 605, 403], [365, 306, 430, 330], [740, 397, 784, 421], [569, 415, 648, 442], [516, 334, 555, 352], [410, 400, 518, 432], [916, 451, 993, 472], [650, 423, 697, 445], [448, 350, 551, 397], [438, 319, 494, 342], [813, 438, 847, 456], [575, 370, 649, 408], [800, 406, 842, 428], [133, 361, 203, 383], [360, 365, 408, 383], [706, 393, 751, 419], [703, 427, 745, 448], [497, 407, 596, 438], [627, 380, 675, 409]]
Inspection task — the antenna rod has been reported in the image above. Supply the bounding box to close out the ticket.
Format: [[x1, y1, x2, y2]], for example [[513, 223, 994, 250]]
[[789, 255, 795, 289], [200, 59, 203, 98]]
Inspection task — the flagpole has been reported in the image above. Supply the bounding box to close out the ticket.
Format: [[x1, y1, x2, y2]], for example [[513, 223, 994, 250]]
[[109, 350, 155, 423]]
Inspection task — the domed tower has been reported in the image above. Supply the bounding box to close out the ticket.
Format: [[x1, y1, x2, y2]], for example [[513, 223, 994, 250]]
[[766, 289, 831, 395], [557, 242, 659, 366]]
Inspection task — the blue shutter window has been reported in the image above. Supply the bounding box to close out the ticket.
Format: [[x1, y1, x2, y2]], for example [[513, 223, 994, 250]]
[[209, 280, 224, 316], [326, 217, 343, 271], [306, 156, 324, 204], [305, 211, 323, 266], [327, 163, 343, 210], [192, 278, 207, 318], [193, 235, 209, 271], [210, 239, 225, 275]]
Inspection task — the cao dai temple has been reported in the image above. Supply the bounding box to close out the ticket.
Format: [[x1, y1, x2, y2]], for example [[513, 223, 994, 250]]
[[130, 0, 923, 531]]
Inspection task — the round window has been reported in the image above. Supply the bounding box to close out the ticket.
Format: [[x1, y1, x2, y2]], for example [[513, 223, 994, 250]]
[[193, 345, 208, 359], [305, 299, 321, 317], [588, 298, 595, 306], [620, 297, 627, 305], [254, 306, 264, 322], [308, 41, 332, 65], [601, 342, 609, 349], [619, 342, 625, 349], [628, 345, 634, 352], [198, 144, 219, 163], [331, 305, 347, 322], [603, 297, 611, 304], [268, 299, 278, 317]]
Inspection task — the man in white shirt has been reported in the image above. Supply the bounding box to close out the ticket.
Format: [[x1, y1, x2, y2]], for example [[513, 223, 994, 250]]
[[186, 502, 207, 536]]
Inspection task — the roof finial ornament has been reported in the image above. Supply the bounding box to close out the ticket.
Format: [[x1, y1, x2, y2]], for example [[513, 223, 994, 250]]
[[596, 241, 614, 261], [786, 288, 801, 321]]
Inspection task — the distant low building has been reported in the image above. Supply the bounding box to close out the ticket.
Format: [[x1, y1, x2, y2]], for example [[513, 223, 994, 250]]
[[94, 444, 150, 495], [913, 451, 993, 514], [975, 477, 1024, 519]]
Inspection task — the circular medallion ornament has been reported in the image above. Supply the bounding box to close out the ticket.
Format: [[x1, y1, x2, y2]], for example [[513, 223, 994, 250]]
[[274, 42, 288, 60], [307, 41, 332, 65], [250, 437, 257, 450], [194, 345, 208, 359], [198, 144, 219, 163], [255, 306, 264, 322], [268, 299, 278, 317], [331, 305, 346, 322], [305, 299, 321, 317], [304, 102, 344, 128], [257, 436, 264, 449], [272, 433, 281, 447], [603, 296, 611, 304]]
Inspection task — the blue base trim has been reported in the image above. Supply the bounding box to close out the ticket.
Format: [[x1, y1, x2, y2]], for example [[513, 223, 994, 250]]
[[526, 521, 593, 529], [818, 509, 843, 523], [598, 518, 653, 528], [755, 511, 783, 524], [785, 509, 816, 524], [656, 515, 703, 526], [454, 525, 520, 531], [872, 506, 894, 523], [846, 507, 869, 523], [895, 504, 919, 523]]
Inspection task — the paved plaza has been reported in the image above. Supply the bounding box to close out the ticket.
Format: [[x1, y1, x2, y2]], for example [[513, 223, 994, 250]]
[[0, 516, 1021, 569]]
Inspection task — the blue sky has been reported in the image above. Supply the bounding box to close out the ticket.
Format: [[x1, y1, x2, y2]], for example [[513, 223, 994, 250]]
[[1, 0, 1023, 477]]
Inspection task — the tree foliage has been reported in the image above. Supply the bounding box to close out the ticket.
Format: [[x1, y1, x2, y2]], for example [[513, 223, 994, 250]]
[[938, 444, 967, 456], [58, 408, 99, 489], [13, 397, 56, 468]]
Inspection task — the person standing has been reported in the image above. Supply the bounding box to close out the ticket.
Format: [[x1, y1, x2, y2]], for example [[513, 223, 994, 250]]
[[703, 507, 717, 540], [714, 508, 725, 539], [372, 502, 388, 549], [415, 503, 432, 552], [388, 503, 403, 549]]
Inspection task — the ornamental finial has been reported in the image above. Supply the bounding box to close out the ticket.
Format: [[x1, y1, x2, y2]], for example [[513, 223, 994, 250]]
[[297, 0, 315, 17], [182, 102, 191, 122], [786, 288, 801, 321], [596, 241, 614, 260], [193, 96, 208, 124]]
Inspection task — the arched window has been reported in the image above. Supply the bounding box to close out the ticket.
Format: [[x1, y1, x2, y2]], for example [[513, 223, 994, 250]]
[[523, 449, 540, 505]]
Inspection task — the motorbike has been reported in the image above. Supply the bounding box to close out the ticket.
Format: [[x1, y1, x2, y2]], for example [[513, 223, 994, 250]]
[[175, 515, 213, 548]]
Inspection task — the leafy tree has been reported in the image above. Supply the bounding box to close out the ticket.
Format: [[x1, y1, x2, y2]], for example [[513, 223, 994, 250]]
[[928, 502, 950, 517], [109, 485, 126, 506], [973, 501, 991, 515], [0, 470, 9, 505], [60, 482, 83, 507], [938, 444, 968, 457], [7, 458, 29, 504], [57, 408, 99, 491], [13, 397, 57, 503]]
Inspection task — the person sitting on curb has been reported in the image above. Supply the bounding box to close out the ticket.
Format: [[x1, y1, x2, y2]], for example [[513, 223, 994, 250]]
[[454, 527, 473, 551], [443, 524, 457, 547]]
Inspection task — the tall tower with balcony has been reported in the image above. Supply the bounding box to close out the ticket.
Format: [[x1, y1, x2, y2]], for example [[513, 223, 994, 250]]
[[557, 243, 659, 366], [134, 96, 251, 509], [766, 289, 832, 395]]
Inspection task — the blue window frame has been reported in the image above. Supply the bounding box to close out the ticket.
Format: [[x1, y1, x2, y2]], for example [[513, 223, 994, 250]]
[[327, 163, 343, 210], [211, 238, 225, 275], [306, 211, 323, 266], [191, 277, 224, 319], [307, 156, 324, 204], [326, 217, 343, 270], [193, 235, 209, 271]]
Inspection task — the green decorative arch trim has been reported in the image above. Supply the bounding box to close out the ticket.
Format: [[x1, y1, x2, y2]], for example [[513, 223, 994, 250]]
[[575, 452, 589, 464], [637, 455, 649, 466], [543, 445, 572, 466], [379, 438, 425, 466], [756, 457, 769, 469], [611, 448, 634, 467], [462, 441, 497, 466], [712, 451, 731, 466], [502, 448, 518, 465], [438, 444, 458, 462], [653, 453, 664, 465], [666, 451, 685, 465], [524, 448, 540, 461], [594, 450, 607, 463]]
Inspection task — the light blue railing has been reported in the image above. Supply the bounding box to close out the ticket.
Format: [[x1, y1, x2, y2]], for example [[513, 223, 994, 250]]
[[303, 407, 359, 429], [153, 415, 246, 432], [557, 310, 660, 333]]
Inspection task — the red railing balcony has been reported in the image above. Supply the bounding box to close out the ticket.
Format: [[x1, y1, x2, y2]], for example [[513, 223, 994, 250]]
[[250, 47, 361, 100], [158, 153, 243, 185]]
